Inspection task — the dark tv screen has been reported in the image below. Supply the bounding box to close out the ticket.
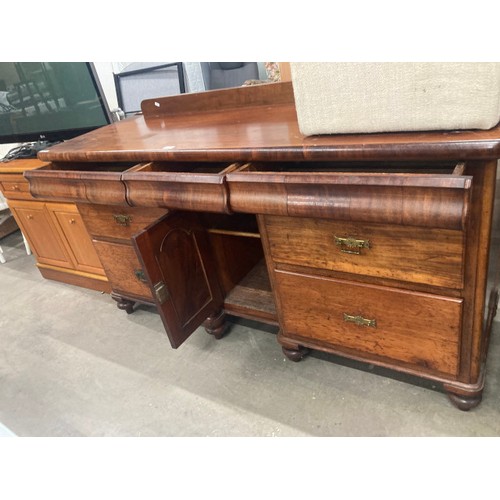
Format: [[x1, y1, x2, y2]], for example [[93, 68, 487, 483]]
[[0, 62, 112, 145]]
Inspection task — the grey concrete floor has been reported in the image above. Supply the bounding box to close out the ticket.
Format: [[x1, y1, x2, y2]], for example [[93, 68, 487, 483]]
[[1, 230, 500, 437]]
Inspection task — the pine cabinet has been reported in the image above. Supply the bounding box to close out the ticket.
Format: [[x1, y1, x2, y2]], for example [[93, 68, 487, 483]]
[[0, 159, 109, 292]]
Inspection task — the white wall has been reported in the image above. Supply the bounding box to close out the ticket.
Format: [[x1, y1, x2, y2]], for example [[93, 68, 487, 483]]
[[0, 140, 20, 157], [93, 62, 123, 111]]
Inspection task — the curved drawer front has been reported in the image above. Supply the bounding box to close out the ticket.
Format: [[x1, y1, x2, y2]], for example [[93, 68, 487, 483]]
[[123, 162, 239, 213], [24, 163, 133, 206], [227, 168, 472, 230], [265, 215, 465, 289], [275, 270, 462, 377]]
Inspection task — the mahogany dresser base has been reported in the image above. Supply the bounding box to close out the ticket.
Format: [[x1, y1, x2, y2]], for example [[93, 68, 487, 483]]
[[27, 82, 500, 411]]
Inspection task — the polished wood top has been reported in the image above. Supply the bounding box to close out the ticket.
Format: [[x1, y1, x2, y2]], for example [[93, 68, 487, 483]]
[[38, 82, 500, 164]]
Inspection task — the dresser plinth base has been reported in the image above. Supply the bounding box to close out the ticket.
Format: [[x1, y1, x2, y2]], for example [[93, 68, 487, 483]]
[[278, 330, 488, 411], [38, 265, 111, 294]]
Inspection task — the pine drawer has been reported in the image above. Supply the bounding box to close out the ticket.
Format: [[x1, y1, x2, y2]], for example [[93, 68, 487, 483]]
[[0, 175, 34, 200]]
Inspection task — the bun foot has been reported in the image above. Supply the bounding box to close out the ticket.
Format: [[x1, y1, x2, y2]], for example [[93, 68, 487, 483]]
[[282, 345, 310, 362], [203, 309, 228, 339], [446, 392, 482, 411], [444, 385, 483, 411], [112, 294, 135, 314]]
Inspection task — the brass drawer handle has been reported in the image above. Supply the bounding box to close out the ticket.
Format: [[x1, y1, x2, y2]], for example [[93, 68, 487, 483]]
[[343, 313, 377, 328], [334, 235, 370, 255], [12, 184, 20, 190], [26, 214, 33, 220], [134, 269, 147, 283], [113, 214, 132, 226]]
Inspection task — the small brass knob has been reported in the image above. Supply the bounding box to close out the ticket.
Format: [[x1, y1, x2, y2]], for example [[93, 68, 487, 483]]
[[69, 218, 76, 224], [26, 214, 33, 220], [13, 184, 19, 190]]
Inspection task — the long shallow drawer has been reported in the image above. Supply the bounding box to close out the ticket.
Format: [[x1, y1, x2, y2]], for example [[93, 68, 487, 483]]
[[122, 161, 240, 213], [24, 162, 136, 205], [264, 215, 465, 289], [0, 175, 34, 200], [92, 240, 153, 299], [275, 270, 462, 377], [77, 204, 167, 241], [227, 162, 472, 229]]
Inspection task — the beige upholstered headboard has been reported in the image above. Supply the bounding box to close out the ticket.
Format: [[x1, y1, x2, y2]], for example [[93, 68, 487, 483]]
[[290, 62, 500, 135]]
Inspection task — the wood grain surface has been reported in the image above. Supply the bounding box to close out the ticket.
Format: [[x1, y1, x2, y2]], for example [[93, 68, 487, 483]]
[[36, 82, 500, 164]]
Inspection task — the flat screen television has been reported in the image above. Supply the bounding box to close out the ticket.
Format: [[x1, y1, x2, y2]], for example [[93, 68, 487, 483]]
[[0, 62, 112, 151]]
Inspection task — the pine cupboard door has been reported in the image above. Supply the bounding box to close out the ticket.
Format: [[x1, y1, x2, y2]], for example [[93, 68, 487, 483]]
[[45, 203, 106, 276], [8, 199, 74, 269], [132, 212, 224, 348]]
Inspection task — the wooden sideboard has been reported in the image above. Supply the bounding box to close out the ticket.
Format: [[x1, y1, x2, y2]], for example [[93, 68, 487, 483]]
[[25, 81, 500, 410], [0, 158, 110, 292]]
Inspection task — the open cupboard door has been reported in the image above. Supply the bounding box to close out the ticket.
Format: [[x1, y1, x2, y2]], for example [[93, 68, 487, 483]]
[[132, 212, 224, 348]]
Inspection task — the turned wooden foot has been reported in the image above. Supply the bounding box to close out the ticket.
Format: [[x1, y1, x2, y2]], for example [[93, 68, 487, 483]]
[[111, 294, 135, 315], [282, 345, 310, 362], [203, 309, 228, 339], [444, 387, 483, 411], [445, 391, 482, 411]]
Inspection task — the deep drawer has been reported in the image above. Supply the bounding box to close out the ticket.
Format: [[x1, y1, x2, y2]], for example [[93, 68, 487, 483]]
[[77, 204, 167, 241], [264, 215, 465, 289], [275, 270, 462, 377], [92, 240, 153, 299]]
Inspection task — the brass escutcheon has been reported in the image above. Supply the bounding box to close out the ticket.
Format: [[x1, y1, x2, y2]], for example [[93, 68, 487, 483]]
[[334, 235, 371, 255], [343, 313, 377, 328], [113, 214, 132, 226]]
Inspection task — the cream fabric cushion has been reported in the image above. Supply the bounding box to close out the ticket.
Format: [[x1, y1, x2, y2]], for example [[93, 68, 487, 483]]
[[290, 62, 500, 135]]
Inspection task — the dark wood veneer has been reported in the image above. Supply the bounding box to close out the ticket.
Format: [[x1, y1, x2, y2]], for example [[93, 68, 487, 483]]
[[37, 82, 500, 163], [28, 81, 500, 410]]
